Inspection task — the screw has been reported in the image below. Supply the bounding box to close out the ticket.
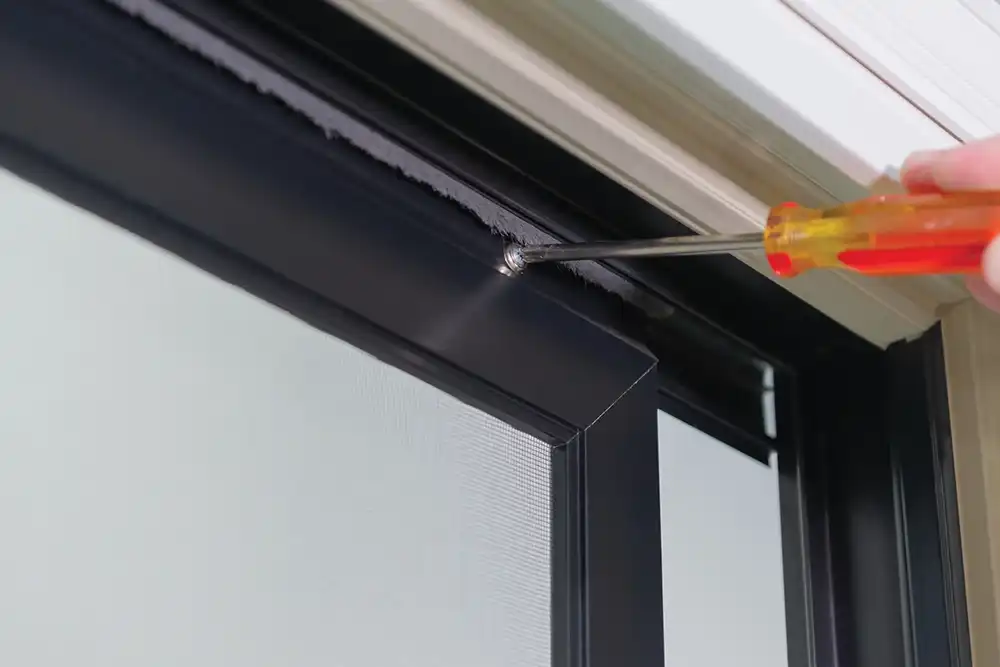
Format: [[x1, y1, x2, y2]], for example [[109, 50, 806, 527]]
[[503, 243, 527, 273]]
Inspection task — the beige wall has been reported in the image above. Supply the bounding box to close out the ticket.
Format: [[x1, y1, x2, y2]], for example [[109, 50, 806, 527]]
[[943, 300, 1000, 666]]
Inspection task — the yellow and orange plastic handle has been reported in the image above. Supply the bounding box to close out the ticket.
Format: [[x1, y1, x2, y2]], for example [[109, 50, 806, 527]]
[[764, 192, 1000, 278]]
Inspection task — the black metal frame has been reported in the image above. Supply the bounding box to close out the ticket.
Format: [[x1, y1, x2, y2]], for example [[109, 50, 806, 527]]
[[0, 2, 971, 667]]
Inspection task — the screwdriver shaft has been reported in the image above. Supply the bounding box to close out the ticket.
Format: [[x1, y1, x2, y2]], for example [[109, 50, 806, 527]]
[[504, 232, 763, 271]]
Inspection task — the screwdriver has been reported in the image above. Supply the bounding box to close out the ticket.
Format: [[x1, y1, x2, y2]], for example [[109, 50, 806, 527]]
[[502, 191, 1000, 278]]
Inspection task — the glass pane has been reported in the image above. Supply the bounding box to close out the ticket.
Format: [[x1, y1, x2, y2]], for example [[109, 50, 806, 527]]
[[0, 169, 550, 667], [658, 411, 788, 667]]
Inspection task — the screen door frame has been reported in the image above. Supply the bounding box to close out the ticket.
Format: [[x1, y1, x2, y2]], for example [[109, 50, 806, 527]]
[[0, 3, 971, 667]]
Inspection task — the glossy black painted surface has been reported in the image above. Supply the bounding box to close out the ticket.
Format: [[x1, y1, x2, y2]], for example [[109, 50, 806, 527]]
[[887, 328, 972, 667]]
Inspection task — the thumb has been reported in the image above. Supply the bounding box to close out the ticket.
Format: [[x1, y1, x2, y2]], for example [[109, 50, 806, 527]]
[[901, 136, 1000, 192]]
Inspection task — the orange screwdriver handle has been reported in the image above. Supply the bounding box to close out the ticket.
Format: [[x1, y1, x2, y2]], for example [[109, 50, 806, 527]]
[[764, 192, 1000, 278]]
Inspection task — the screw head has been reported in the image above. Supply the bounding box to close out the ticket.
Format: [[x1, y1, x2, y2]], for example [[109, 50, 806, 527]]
[[503, 244, 527, 273]]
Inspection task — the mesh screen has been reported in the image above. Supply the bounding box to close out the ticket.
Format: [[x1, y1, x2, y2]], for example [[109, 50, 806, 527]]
[[0, 167, 551, 667]]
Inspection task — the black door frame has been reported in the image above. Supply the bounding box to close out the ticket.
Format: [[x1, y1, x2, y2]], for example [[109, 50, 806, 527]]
[[0, 2, 971, 667]]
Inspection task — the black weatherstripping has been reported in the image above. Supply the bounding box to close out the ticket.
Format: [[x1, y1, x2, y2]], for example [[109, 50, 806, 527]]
[[0, 2, 971, 667]]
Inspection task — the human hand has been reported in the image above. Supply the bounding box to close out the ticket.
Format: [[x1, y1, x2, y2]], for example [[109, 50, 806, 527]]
[[901, 138, 1000, 312]]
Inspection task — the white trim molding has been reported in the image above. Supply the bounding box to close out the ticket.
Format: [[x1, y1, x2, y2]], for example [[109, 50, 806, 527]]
[[601, 0, 959, 178], [327, 0, 971, 347], [781, 0, 1000, 141]]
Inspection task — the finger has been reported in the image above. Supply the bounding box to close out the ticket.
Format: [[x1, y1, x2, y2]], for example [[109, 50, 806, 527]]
[[901, 136, 1000, 192]]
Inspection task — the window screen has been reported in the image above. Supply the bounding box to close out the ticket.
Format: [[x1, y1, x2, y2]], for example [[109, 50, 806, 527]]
[[0, 168, 551, 667]]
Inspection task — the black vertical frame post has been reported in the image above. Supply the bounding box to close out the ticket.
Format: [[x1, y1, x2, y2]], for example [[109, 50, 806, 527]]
[[776, 370, 822, 667], [582, 369, 662, 665], [794, 326, 972, 667], [552, 371, 663, 667], [551, 439, 581, 667], [886, 326, 972, 667], [799, 347, 913, 667]]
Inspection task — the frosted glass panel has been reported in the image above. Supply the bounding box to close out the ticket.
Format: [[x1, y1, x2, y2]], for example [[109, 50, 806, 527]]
[[658, 411, 788, 667], [0, 168, 551, 667]]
